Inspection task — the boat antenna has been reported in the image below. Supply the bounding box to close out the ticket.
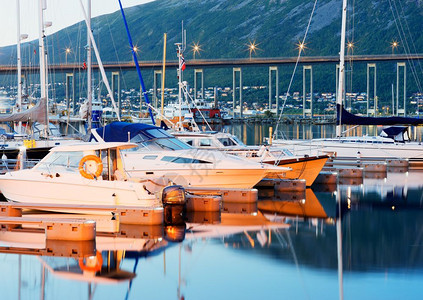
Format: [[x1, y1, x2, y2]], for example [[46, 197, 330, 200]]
[[336, 0, 348, 137], [38, 0, 49, 136], [161, 33, 167, 119], [117, 0, 155, 125], [175, 21, 186, 130], [16, 0, 24, 134], [87, 0, 92, 132]]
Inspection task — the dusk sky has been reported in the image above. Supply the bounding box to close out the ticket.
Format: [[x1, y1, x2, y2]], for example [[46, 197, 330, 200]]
[[0, 0, 154, 47]]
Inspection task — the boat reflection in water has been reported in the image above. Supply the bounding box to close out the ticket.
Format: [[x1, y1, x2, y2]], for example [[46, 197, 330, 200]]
[[0, 206, 289, 299], [0, 171, 422, 299]]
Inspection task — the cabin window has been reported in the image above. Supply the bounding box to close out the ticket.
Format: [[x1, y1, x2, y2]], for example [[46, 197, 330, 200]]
[[199, 139, 212, 147], [218, 138, 236, 146], [171, 138, 192, 149], [231, 136, 246, 146], [143, 155, 158, 160], [130, 134, 149, 143], [178, 138, 194, 146], [146, 128, 172, 138], [35, 151, 85, 173], [161, 156, 211, 164], [155, 138, 191, 150]]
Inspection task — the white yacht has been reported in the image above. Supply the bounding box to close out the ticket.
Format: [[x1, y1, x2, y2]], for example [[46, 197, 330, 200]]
[[0, 142, 177, 210], [173, 130, 328, 186], [271, 0, 423, 162], [90, 122, 291, 189], [272, 125, 423, 161]]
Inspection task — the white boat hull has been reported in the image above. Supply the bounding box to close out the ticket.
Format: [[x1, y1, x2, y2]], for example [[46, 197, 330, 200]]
[[273, 139, 423, 160], [122, 149, 289, 189], [0, 171, 158, 209], [128, 168, 275, 190]]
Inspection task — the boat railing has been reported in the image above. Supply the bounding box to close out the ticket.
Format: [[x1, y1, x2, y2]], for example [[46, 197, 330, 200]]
[[0, 158, 39, 173]]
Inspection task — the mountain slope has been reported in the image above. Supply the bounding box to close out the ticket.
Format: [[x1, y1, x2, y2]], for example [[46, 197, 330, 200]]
[[0, 0, 422, 101]]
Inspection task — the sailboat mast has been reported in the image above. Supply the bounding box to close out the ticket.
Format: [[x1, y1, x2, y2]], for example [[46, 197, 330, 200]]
[[79, 0, 121, 122], [177, 43, 182, 125], [161, 33, 167, 119], [16, 0, 22, 133], [87, 0, 92, 131], [176, 23, 186, 128], [38, 0, 48, 130], [336, 0, 348, 137]]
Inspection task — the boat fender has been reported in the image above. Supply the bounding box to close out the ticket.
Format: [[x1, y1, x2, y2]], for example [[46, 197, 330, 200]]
[[79, 155, 103, 179], [78, 251, 103, 273], [257, 145, 266, 157]]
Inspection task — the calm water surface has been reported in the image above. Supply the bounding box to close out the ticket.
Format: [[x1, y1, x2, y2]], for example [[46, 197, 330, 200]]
[[0, 125, 422, 299]]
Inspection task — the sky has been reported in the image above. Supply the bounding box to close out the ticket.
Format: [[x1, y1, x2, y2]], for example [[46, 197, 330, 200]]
[[0, 0, 155, 47]]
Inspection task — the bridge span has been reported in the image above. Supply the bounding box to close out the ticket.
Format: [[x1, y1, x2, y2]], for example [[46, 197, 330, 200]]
[[0, 54, 421, 73]]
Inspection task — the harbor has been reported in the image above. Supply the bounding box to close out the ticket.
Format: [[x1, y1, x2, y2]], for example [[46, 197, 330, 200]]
[[0, 0, 422, 299], [0, 122, 421, 299], [0, 166, 422, 299]]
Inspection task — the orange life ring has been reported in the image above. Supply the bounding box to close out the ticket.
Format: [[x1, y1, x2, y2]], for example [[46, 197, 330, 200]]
[[78, 251, 103, 273], [79, 155, 103, 179]]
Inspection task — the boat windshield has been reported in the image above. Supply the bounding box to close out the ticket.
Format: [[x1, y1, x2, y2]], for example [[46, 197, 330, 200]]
[[35, 151, 93, 173], [231, 135, 246, 147], [123, 137, 191, 152], [217, 137, 238, 147]]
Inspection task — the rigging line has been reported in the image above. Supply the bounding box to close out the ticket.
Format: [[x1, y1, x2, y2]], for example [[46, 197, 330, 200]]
[[117, 0, 155, 125], [388, 0, 423, 94], [182, 85, 213, 131], [391, 3, 423, 95], [397, 0, 423, 93], [274, 0, 319, 139], [104, 14, 130, 93], [79, 0, 121, 121]]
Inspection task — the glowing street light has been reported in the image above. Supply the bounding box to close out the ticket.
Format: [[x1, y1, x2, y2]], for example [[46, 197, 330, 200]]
[[65, 47, 71, 64], [133, 45, 139, 53], [391, 41, 399, 55], [191, 42, 202, 59], [296, 41, 307, 54], [247, 40, 259, 60], [347, 41, 355, 57]]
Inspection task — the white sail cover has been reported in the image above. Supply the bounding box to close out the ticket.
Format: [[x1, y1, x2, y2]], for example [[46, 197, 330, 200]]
[[0, 98, 47, 124]]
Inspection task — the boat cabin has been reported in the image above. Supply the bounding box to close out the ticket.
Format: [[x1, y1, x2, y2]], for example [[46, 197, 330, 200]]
[[34, 142, 136, 181], [90, 122, 192, 151], [174, 131, 246, 149]]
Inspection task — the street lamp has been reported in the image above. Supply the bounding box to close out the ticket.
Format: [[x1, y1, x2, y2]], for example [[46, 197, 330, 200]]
[[191, 42, 202, 59], [65, 47, 70, 64], [296, 41, 307, 54], [347, 41, 354, 54], [391, 41, 399, 55], [247, 41, 259, 60]]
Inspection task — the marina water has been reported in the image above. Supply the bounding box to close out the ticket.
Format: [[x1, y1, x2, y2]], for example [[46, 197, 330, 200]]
[[0, 124, 422, 300]]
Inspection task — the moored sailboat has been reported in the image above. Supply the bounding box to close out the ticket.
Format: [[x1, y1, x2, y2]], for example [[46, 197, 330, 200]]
[[271, 0, 423, 162]]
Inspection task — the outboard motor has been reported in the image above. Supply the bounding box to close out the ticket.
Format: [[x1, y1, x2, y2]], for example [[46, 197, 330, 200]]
[[162, 185, 186, 225]]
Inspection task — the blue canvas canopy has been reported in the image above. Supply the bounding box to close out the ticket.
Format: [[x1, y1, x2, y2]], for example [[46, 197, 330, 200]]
[[90, 121, 172, 142], [380, 126, 410, 142], [337, 104, 423, 126]]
